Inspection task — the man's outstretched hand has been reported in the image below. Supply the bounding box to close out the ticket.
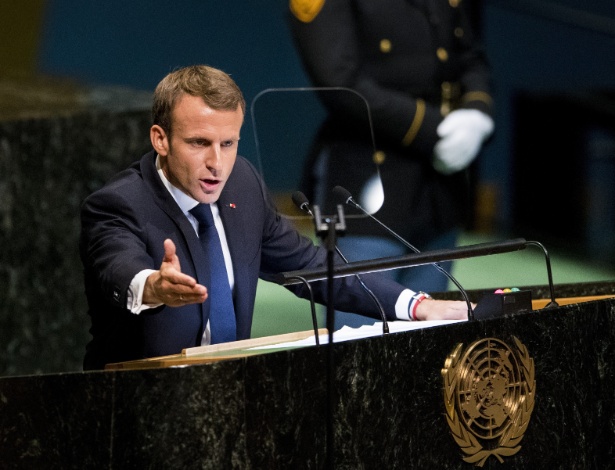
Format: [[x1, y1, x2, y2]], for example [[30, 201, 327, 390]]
[[143, 239, 208, 307]]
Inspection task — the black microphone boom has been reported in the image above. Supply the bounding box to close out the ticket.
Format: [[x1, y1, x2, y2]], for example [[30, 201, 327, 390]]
[[332, 185, 476, 321], [275, 238, 529, 284], [291, 191, 390, 334], [332, 186, 560, 312]]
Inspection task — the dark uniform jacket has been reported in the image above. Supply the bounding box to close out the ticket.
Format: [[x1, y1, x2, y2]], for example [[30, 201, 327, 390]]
[[288, 0, 493, 245], [80, 150, 407, 369]]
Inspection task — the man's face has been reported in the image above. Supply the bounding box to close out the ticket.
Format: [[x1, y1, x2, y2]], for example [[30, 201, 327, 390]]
[[151, 94, 244, 204]]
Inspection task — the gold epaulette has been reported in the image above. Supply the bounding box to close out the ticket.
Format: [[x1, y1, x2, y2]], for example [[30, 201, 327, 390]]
[[290, 0, 325, 23]]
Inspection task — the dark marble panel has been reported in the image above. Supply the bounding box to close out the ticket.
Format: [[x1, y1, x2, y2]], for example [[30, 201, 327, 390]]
[[243, 346, 328, 468], [0, 294, 614, 469], [0, 105, 151, 377], [295, 300, 614, 469], [111, 363, 249, 469], [0, 370, 114, 468], [463, 302, 615, 469]]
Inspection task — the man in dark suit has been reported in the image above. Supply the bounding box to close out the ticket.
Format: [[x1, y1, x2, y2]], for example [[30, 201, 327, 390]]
[[80, 65, 470, 370]]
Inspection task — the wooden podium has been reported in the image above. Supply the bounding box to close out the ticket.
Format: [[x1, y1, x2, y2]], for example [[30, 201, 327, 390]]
[[105, 328, 329, 370], [1, 283, 615, 468]]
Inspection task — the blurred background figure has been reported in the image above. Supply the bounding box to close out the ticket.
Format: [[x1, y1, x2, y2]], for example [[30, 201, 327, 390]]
[[288, 0, 495, 327]]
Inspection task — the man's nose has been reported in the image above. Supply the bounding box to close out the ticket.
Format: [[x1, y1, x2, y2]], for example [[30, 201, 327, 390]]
[[206, 145, 222, 168]]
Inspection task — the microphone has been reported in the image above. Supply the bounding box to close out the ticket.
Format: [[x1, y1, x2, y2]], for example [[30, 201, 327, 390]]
[[332, 185, 476, 321], [291, 191, 313, 216], [292, 191, 390, 334]]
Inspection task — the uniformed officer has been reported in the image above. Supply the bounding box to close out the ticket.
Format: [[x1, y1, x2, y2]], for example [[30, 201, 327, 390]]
[[287, 0, 494, 327]]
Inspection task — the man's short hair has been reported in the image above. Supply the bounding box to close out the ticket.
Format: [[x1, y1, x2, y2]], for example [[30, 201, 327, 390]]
[[152, 65, 246, 135]]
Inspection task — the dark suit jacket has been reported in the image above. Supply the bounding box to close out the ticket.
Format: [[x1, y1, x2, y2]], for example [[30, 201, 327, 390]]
[[80, 150, 406, 369], [288, 0, 493, 245]]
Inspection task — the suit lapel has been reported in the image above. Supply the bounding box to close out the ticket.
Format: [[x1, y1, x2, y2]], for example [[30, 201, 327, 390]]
[[216, 192, 249, 274], [139, 151, 210, 287]]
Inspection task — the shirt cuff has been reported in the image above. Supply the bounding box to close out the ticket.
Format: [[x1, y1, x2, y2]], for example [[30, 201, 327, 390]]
[[396, 289, 432, 321], [395, 289, 416, 320], [127, 269, 162, 313], [409, 291, 432, 321]]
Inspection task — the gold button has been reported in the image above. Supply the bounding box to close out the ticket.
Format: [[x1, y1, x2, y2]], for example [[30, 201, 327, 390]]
[[380, 39, 392, 53], [454, 27, 464, 38], [437, 47, 448, 62], [449, 0, 459, 7], [373, 151, 386, 165]]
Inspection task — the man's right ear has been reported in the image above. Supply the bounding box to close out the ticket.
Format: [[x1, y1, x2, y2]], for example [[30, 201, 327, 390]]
[[150, 125, 169, 155]]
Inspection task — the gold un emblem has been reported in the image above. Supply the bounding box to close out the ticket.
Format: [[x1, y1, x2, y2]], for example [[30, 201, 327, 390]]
[[441, 337, 536, 466]]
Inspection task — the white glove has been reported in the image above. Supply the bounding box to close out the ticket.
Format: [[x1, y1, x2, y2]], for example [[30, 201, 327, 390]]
[[359, 173, 384, 214], [433, 109, 494, 175]]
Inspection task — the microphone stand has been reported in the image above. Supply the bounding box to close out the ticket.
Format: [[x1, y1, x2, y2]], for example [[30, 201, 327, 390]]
[[312, 203, 346, 470], [284, 275, 320, 346], [312, 204, 347, 342], [333, 185, 476, 321], [292, 191, 389, 334], [526, 240, 559, 308]]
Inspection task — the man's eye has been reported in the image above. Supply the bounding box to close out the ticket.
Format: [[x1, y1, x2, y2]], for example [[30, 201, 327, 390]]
[[221, 140, 235, 148]]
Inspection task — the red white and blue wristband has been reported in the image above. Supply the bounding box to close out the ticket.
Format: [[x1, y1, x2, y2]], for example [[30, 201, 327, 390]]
[[410, 291, 432, 321]]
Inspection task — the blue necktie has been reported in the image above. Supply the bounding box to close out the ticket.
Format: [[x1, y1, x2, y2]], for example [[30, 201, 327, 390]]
[[189, 204, 237, 344]]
